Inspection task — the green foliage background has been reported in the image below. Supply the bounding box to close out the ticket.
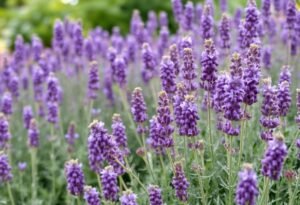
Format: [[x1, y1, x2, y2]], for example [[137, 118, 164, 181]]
[[0, 0, 254, 48]]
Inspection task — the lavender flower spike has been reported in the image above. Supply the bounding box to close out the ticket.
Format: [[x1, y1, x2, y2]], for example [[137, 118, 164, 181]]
[[0, 113, 11, 149], [120, 190, 138, 205], [201, 4, 213, 41], [65, 122, 79, 152], [182, 48, 197, 92], [88, 61, 100, 100], [160, 56, 176, 94], [84, 186, 101, 205], [261, 132, 288, 180], [278, 81, 291, 117], [219, 13, 231, 50], [200, 39, 218, 92], [235, 163, 259, 205], [131, 87, 148, 133], [28, 119, 39, 148], [182, 1, 194, 31], [148, 185, 163, 205], [64, 159, 85, 196], [178, 95, 200, 137], [243, 0, 259, 48], [172, 0, 183, 23], [112, 113, 128, 149], [1, 92, 13, 116], [23, 105, 33, 129], [101, 166, 119, 201], [295, 89, 300, 127], [169, 44, 180, 76], [0, 152, 13, 183], [172, 162, 189, 202]]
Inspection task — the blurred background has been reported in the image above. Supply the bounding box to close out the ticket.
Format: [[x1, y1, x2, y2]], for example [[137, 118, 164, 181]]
[[0, 0, 283, 51]]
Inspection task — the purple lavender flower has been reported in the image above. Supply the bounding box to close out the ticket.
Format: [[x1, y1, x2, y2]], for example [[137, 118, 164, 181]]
[[260, 78, 280, 130], [278, 81, 291, 116], [182, 48, 197, 92], [13, 35, 25, 66], [72, 22, 83, 57], [88, 61, 100, 100], [169, 44, 180, 76], [84, 186, 101, 205], [0, 153, 13, 183], [84, 38, 94, 61], [131, 87, 148, 132], [172, 162, 189, 202], [286, 0, 297, 31], [234, 8, 242, 27], [224, 77, 245, 121], [54, 20, 64, 50], [18, 162, 27, 172], [261, 133, 288, 180], [112, 56, 127, 88], [279, 65, 291, 84], [262, 0, 271, 30], [146, 11, 158, 34], [65, 122, 79, 152], [112, 114, 128, 149], [148, 185, 163, 205], [126, 36, 137, 63], [142, 43, 157, 83], [120, 190, 138, 205], [238, 21, 246, 51], [1, 92, 13, 116], [262, 46, 271, 69], [87, 120, 110, 172], [200, 39, 218, 92], [159, 12, 168, 27], [195, 3, 202, 25], [65, 159, 85, 196], [213, 73, 229, 113], [235, 163, 259, 205], [273, 0, 282, 13], [157, 26, 169, 57], [219, 13, 231, 50], [149, 91, 174, 152], [23, 106, 33, 129], [220, 0, 227, 12], [101, 166, 119, 201], [32, 36, 43, 61], [178, 95, 199, 137], [172, 0, 183, 23], [182, 1, 194, 31], [0, 113, 11, 149], [46, 73, 61, 103], [230, 52, 243, 78], [173, 83, 187, 126], [243, 0, 260, 48], [201, 4, 214, 40], [8, 72, 19, 98], [47, 102, 58, 124], [296, 138, 300, 159], [243, 44, 261, 105], [32, 65, 44, 102], [160, 56, 176, 94], [28, 119, 39, 148], [221, 120, 240, 136]]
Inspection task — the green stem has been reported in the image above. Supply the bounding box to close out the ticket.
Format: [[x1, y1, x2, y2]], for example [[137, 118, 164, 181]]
[[207, 93, 214, 162], [19, 173, 24, 204], [260, 177, 270, 205], [119, 176, 128, 190], [290, 175, 299, 205], [97, 174, 103, 196], [196, 151, 207, 205], [226, 136, 234, 205], [50, 126, 56, 205], [31, 148, 38, 204], [238, 105, 247, 168], [288, 183, 293, 205], [7, 183, 15, 205], [114, 158, 147, 193], [159, 154, 166, 188]]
